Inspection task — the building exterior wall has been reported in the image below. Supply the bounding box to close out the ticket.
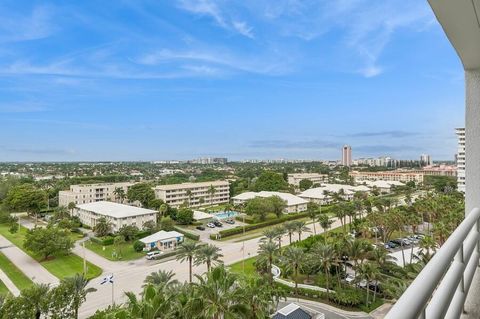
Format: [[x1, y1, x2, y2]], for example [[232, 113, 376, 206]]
[[154, 181, 230, 208], [59, 182, 135, 207], [287, 173, 328, 187], [72, 207, 156, 232], [342, 145, 352, 167], [350, 171, 424, 183]]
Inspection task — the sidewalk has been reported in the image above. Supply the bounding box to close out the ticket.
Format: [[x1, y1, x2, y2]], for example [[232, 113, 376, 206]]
[[0, 235, 59, 286], [0, 269, 20, 296]]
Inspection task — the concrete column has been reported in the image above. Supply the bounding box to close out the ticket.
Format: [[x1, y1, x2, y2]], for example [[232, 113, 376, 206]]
[[465, 70, 480, 214]]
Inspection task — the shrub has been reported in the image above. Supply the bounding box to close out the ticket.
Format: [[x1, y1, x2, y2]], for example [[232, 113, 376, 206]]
[[135, 230, 151, 239], [173, 226, 200, 241], [133, 240, 144, 252], [91, 236, 114, 246], [331, 288, 363, 307]]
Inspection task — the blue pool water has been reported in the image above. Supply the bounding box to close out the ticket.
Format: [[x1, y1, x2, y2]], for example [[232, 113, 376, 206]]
[[213, 210, 239, 219]]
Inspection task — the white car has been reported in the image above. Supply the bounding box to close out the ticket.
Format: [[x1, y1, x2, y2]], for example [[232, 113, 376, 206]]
[[146, 251, 162, 260], [345, 274, 355, 284], [206, 223, 216, 228]]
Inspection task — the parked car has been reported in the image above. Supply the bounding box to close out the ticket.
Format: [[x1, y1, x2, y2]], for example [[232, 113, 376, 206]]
[[196, 225, 206, 231], [345, 274, 355, 284], [146, 251, 162, 260], [225, 219, 235, 224], [206, 223, 216, 228], [213, 221, 223, 227], [386, 241, 399, 249]]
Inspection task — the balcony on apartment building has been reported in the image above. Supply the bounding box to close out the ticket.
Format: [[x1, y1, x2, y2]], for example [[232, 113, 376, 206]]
[[386, 1, 480, 318]]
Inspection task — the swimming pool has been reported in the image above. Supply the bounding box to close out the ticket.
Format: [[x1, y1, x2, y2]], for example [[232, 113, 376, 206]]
[[213, 210, 239, 220]]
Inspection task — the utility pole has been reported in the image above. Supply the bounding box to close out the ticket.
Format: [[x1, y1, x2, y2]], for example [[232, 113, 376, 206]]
[[82, 241, 87, 275], [242, 214, 246, 273]]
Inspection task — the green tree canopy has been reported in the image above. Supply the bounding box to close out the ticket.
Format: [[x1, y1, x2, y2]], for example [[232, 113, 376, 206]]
[[126, 183, 155, 208], [24, 227, 74, 260], [253, 171, 288, 192]]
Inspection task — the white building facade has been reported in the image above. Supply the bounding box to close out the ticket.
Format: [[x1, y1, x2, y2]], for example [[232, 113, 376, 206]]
[[73, 201, 157, 232], [287, 173, 328, 187], [232, 191, 308, 213], [59, 182, 135, 207], [153, 181, 230, 208]]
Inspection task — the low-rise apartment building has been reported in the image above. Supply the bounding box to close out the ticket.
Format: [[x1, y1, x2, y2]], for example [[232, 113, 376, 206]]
[[73, 201, 157, 232], [287, 173, 328, 187], [153, 181, 230, 208], [299, 184, 370, 204], [59, 182, 135, 206], [349, 171, 424, 184], [232, 191, 308, 213]]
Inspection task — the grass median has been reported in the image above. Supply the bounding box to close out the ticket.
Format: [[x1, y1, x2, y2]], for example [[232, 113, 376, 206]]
[[85, 240, 145, 261], [0, 252, 33, 291], [0, 224, 102, 280]]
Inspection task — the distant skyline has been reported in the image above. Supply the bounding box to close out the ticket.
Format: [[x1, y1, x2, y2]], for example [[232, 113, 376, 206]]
[[0, 1, 464, 162]]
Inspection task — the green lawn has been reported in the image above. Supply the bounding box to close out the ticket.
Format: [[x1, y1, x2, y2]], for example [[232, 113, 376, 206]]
[[0, 279, 9, 296], [228, 256, 258, 277], [0, 224, 102, 280], [0, 252, 33, 291], [85, 240, 145, 261]]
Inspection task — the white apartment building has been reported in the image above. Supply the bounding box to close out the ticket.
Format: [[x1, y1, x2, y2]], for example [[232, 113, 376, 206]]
[[287, 173, 328, 187], [349, 171, 424, 184], [153, 180, 230, 208], [342, 145, 352, 167], [232, 191, 308, 213], [299, 184, 370, 204], [59, 182, 135, 207], [456, 127, 466, 192], [73, 201, 157, 232]]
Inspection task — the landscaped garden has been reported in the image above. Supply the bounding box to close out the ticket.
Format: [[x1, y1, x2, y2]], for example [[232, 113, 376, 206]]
[[0, 224, 102, 280]]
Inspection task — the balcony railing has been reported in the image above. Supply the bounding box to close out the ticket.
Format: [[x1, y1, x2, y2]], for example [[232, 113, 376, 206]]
[[386, 208, 480, 319]]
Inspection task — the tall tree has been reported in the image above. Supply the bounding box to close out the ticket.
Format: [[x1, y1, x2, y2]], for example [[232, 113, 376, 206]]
[[194, 244, 223, 272], [258, 241, 278, 283], [176, 241, 199, 283], [24, 227, 74, 261], [143, 270, 178, 288], [281, 246, 305, 296], [127, 183, 155, 208]]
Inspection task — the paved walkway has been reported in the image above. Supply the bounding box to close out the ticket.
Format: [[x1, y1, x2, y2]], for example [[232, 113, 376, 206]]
[[0, 235, 59, 286], [0, 269, 20, 296]]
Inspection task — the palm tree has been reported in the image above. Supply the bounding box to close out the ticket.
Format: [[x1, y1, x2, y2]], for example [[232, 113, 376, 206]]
[[284, 221, 297, 244], [281, 246, 305, 296], [159, 203, 168, 217], [262, 228, 278, 243], [194, 244, 223, 272], [294, 221, 310, 241], [185, 190, 193, 207], [273, 225, 286, 249], [68, 202, 76, 215], [193, 265, 247, 319], [418, 235, 437, 258], [207, 185, 216, 205], [313, 243, 334, 299], [307, 202, 319, 235], [21, 283, 51, 319], [63, 274, 97, 319], [356, 262, 376, 305], [318, 214, 333, 243], [258, 241, 278, 283], [93, 217, 112, 237], [347, 239, 368, 280], [240, 276, 284, 318], [143, 270, 178, 288], [176, 241, 199, 282], [113, 187, 126, 203], [125, 285, 175, 319]]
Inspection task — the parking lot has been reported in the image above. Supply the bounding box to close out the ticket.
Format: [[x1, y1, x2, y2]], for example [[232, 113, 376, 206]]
[[189, 219, 248, 241]]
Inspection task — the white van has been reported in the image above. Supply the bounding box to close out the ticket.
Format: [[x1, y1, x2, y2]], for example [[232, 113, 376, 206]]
[[146, 251, 162, 260]]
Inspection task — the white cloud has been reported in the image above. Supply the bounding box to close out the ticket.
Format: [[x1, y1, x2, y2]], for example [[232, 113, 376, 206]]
[[176, 0, 254, 38], [0, 5, 55, 42]]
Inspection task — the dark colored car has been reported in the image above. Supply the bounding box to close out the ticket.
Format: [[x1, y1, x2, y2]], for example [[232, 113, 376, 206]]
[[225, 219, 235, 224], [196, 226, 205, 231], [213, 221, 223, 227]]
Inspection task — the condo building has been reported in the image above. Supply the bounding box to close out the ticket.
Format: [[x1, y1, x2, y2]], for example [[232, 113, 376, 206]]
[[232, 191, 308, 213], [153, 180, 230, 208], [59, 182, 135, 207], [350, 171, 424, 184], [456, 127, 466, 192], [73, 201, 156, 232], [342, 145, 352, 167], [287, 173, 328, 187], [420, 154, 433, 166]]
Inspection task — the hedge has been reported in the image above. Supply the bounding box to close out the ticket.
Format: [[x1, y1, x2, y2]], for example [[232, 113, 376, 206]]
[[212, 207, 333, 240], [91, 236, 114, 246], [173, 226, 200, 241], [134, 230, 151, 240]]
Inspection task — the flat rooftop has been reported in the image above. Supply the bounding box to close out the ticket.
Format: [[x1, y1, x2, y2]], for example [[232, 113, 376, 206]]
[[76, 201, 157, 218], [153, 180, 229, 190]]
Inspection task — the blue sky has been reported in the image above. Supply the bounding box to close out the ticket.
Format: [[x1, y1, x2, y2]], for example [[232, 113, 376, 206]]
[[0, 0, 464, 162]]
